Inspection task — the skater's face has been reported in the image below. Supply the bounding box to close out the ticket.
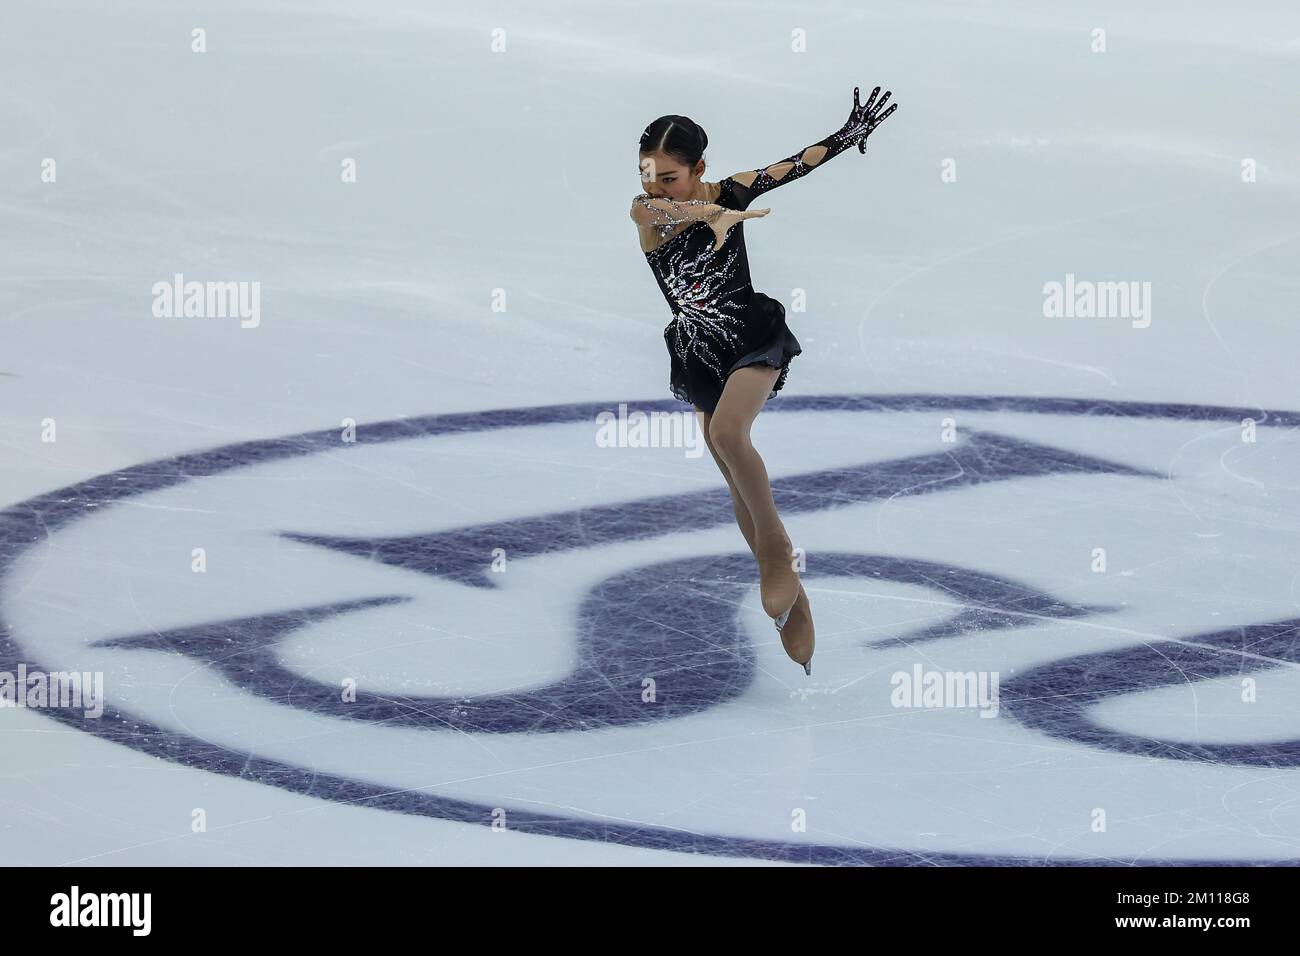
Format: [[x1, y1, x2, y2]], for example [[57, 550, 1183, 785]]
[[639, 151, 704, 202]]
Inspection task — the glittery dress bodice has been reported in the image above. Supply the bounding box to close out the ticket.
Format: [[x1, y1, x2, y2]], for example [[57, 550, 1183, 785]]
[[634, 122, 863, 413], [641, 178, 781, 384]]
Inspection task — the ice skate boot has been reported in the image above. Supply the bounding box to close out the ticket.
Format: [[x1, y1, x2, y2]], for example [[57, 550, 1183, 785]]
[[774, 584, 814, 675], [755, 527, 800, 620]]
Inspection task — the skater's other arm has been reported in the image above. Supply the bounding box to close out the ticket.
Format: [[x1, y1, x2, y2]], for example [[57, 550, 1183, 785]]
[[723, 85, 898, 211], [628, 194, 724, 228], [632, 193, 771, 252]]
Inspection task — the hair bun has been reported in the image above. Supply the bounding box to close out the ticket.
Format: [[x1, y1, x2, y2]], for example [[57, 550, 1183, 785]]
[[685, 117, 708, 152]]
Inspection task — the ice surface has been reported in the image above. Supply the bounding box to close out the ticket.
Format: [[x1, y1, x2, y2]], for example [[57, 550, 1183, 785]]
[[3, 0, 1300, 865]]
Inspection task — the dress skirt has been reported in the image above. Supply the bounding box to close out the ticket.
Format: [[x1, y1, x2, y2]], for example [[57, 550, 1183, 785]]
[[665, 292, 802, 417]]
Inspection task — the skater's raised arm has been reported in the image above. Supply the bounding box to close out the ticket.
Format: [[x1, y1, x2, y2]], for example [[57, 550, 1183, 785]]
[[722, 85, 898, 211]]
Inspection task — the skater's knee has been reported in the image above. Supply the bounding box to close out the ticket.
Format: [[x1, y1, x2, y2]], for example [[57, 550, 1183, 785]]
[[708, 416, 750, 463]]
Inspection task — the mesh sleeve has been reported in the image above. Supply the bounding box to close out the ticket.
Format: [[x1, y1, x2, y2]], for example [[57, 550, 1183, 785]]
[[719, 128, 858, 211]]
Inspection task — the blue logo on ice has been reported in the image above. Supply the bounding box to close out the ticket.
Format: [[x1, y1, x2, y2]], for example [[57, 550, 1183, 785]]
[[2, 395, 1298, 865]]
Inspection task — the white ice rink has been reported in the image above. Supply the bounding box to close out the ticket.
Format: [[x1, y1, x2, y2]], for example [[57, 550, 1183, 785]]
[[3, 0, 1300, 865]]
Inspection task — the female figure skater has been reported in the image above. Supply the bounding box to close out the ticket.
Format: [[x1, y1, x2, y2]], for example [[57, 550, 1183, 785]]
[[630, 85, 897, 675]]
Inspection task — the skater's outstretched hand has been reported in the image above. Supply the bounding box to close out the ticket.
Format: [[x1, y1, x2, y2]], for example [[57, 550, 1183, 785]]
[[708, 206, 770, 252], [836, 84, 898, 153]]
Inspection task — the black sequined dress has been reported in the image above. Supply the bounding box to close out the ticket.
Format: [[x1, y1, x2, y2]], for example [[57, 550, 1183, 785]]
[[637, 129, 857, 415]]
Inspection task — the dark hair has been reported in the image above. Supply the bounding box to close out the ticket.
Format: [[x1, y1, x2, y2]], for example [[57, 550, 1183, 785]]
[[639, 115, 708, 169]]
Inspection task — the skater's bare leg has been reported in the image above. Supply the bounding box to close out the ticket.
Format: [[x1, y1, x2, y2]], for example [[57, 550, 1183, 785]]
[[697, 372, 813, 668], [695, 407, 758, 555], [707, 365, 784, 537], [709, 365, 800, 619]]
